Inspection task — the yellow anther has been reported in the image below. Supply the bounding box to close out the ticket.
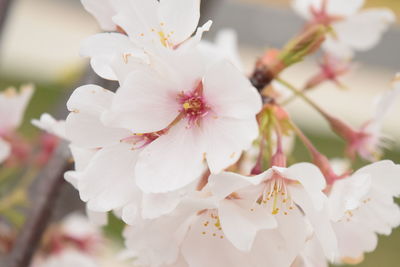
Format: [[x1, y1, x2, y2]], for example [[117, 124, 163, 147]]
[[183, 102, 192, 110]]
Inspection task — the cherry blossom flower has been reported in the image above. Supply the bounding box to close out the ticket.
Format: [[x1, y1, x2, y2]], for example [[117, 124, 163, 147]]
[[0, 85, 34, 164], [328, 160, 400, 264], [292, 0, 396, 58], [81, 0, 211, 48], [209, 163, 337, 258], [63, 84, 199, 222], [123, 193, 289, 267], [344, 76, 400, 161], [112, 0, 207, 49], [122, 163, 336, 267], [102, 54, 262, 193]]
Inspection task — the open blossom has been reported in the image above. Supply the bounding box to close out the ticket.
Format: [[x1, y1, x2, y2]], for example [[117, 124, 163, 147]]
[[101, 53, 262, 193], [80, 0, 212, 80], [0, 85, 34, 164], [123, 163, 336, 267], [292, 0, 395, 58], [328, 160, 400, 264], [82, 0, 205, 48], [112, 0, 207, 49], [207, 164, 337, 258], [344, 76, 400, 161], [63, 84, 198, 222]]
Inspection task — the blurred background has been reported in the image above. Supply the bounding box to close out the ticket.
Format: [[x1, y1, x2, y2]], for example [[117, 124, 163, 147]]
[[0, 0, 399, 266]]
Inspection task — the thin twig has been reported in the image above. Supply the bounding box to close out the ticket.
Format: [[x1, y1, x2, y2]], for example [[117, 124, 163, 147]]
[[5, 143, 71, 267]]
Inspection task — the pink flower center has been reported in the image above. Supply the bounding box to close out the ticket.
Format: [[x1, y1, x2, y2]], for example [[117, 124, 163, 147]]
[[178, 82, 209, 126]]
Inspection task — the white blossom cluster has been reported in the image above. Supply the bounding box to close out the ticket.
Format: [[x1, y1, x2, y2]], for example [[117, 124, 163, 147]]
[[28, 0, 400, 266]]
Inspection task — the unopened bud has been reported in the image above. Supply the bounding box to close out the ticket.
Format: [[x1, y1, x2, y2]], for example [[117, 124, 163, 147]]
[[279, 25, 328, 67]]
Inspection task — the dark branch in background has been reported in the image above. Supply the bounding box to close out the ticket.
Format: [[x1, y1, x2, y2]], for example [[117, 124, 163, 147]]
[[5, 144, 71, 267], [0, 0, 13, 44]]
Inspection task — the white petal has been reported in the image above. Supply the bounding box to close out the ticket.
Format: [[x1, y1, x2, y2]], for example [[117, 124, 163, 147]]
[[290, 186, 338, 259], [81, 0, 116, 31], [124, 208, 195, 266], [67, 85, 114, 115], [356, 160, 400, 197], [135, 122, 205, 193], [102, 70, 180, 133], [0, 138, 11, 163], [218, 199, 277, 251], [207, 171, 262, 200], [333, 221, 378, 260], [292, 0, 364, 19], [66, 85, 130, 148], [322, 37, 354, 60], [284, 163, 327, 210], [181, 214, 251, 267], [294, 237, 329, 267], [142, 190, 187, 219], [66, 112, 129, 149], [121, 202, 140, 225], [158, 0, 200, 45], [32, 113, 67, 140], [373, 83, 400, 123], [78, 142, 140, 212], [0, 84, 34, 131], [250, 212, 308, 267], [326, 0, 364, 16], [112, 0, 159, 45], [333, 8, 395, 51], [328, 172, 371, 221], [203, 117, 259, 174], [291, 0, 316, 19], [203, 60, 262, 119], [181, 20, 213, 50], [80, 33, 144, 80], [64, 171, 80, 189], [69, 145, 97, 172]]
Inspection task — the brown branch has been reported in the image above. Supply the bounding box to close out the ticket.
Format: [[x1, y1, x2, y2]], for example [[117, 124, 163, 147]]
[[0, 0, 13, 43], [5, 143, 71, 267]]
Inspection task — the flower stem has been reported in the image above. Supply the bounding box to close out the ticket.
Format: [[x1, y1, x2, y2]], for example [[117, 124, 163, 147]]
[[276, 77, 356, 141], [289, 120, 339, 185]]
